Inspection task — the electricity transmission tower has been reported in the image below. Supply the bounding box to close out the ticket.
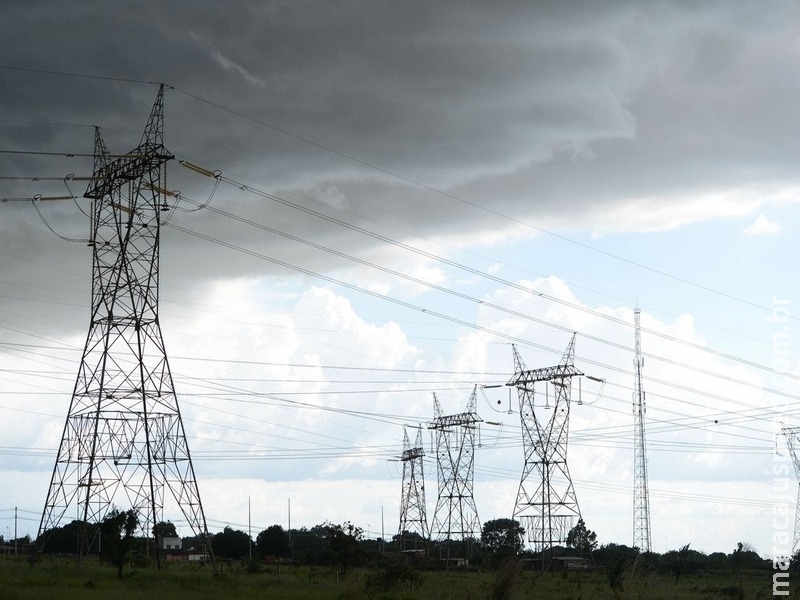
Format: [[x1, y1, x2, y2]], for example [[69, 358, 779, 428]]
[[36, 86, 213, 567], [398, 426, 429, 549], [782, 427, 800, 553], [508, 334, 583, 568], [632, 307, 652, 552], [429, 388, 482, 561]]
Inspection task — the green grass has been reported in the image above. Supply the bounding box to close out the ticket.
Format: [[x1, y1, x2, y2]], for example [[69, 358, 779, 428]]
[[0, 557, 778, 599]]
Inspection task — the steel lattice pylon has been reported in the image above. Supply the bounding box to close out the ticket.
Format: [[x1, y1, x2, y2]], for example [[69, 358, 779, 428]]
[[782, 427, 800, 553], [632, 308, 652, 552], [429, 387, 482, 560], [508, 335, 583, 565], [36, 86, 213, 567], [398, 427, 429, 549]]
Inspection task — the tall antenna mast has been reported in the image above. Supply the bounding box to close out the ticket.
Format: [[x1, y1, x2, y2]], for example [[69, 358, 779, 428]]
[[36, 86, 214, 568], [508, 334, 583, 571], [633, 307, 652, 552]]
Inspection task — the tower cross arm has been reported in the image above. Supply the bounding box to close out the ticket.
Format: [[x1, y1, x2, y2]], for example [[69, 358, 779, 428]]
[[428, 411, 483, 429], [400, 447, 425, 461], [507, 364, 583, 386], [84, 143, 173, 200]]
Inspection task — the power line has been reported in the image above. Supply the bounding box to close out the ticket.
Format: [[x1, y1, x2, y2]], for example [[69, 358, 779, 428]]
[[160, 221, 794, 429], [2, 85, 794, 395], [0, 65, 158, 86], [0, 63, 784, 320], [163, 95, 788, 320], [175, 175, 799, 384], [0, 326, 787, 446]]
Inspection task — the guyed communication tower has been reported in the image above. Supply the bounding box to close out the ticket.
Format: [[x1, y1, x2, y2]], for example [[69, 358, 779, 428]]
[[429, 387, 482, 560], [632, 307, 652, 552], [508, 334, 583, 568], [36, 86, 213, 567], [397, 426, 429, 549]]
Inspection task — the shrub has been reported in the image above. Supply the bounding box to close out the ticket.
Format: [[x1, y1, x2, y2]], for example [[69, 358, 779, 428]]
[[365, 560, 423, 591]]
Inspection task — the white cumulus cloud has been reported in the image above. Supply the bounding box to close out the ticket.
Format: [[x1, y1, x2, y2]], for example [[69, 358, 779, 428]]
[[742, 214, 781, 237]]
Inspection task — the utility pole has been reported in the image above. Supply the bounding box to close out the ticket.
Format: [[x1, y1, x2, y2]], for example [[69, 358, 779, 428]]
[[398, 426, 429, 550], [429, 387, 482, 563], [508, 334, 584, 571], [36, 86, 214, 569], [632, 307, 652, 552]]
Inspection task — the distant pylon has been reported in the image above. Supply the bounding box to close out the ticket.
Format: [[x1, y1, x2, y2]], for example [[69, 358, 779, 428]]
[[781, 427, 800, 553], [632, 307, 652, 552], [429, 388, 482, 560], [508, 335, 583, 568], [36, 86, 213, 568], [398, 426, 429, 549]]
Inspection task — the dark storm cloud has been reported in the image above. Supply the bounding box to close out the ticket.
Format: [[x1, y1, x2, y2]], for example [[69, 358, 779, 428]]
[[2, 1, 639, 180], [0, 5, 793, 551], [1, 0, 798, 294]]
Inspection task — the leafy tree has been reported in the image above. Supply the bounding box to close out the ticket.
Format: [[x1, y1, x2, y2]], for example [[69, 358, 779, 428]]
[[394, 529, 426, 551], [154, 521, 178, 539], [729, 541, 768, 570], [212, 526, 252, 559], [788, 548, 800, 574], [591, 542, 637, 569], [324, 521, 364, 577], [100, 508, 139, 578], [590, 543, 638, 593], [366, 559, 423, 591], [706, 551, 729, 571], [566, 518, 597, 554], [481, 518, 523, 563], [38, 520, 94, 554], [289, 526, 327, 564], [256, 524, 290, 559], [660, 543, 706, 581], [181, 534, 202, 553]]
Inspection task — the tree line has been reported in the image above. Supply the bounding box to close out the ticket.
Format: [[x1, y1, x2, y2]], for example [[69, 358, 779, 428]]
[[31, 513, 783, 581]]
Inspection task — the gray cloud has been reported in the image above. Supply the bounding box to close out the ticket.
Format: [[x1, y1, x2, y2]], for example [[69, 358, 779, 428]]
[[2, 0, 798, 327], [0, 2, 793, 551]]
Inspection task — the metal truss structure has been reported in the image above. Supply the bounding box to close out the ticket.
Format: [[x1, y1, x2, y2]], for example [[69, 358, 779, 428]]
[[632, 308, 652, 552], [37, 86, 213, 567], [398, 427, 429, 549], [508, 335, 583, 566], [429, 388, 482, 559], [782, 427, 800, 553]]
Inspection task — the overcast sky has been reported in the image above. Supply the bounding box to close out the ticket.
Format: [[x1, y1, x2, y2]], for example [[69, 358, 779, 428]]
[[1, 0, 799, 556]]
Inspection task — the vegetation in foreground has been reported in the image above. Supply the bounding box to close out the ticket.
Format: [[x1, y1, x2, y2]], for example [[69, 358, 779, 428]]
[[0, 555, 778, 600], [0, 516, 788, 599]]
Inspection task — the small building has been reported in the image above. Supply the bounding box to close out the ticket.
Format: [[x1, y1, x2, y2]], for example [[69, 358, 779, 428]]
[[552, 556, 589, 570], [161, 537, 183, 551], [439, 557, 468, 569], [188, 553, 210, 563]]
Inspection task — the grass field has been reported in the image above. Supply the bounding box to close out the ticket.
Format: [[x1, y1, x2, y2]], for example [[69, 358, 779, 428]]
[[0, 556, 779, 599]]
